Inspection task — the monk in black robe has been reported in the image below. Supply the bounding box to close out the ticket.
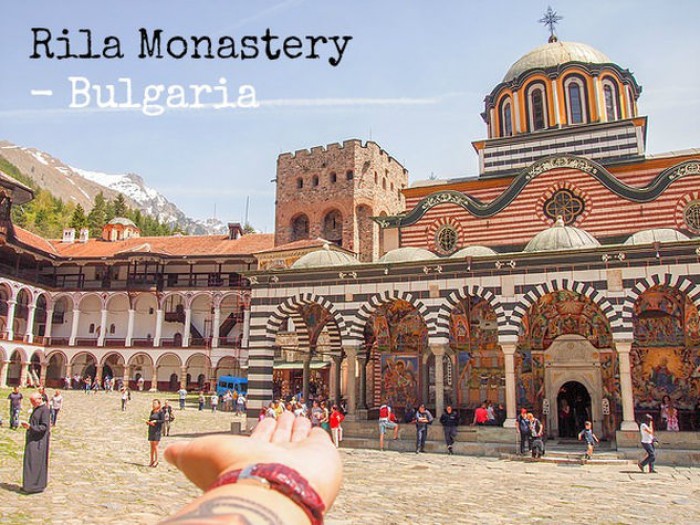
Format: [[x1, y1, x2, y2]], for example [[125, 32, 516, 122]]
[[21, 392, 51, 494]]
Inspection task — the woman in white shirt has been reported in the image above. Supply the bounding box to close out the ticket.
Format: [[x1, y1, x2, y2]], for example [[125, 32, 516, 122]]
[[638, 414, 657, 473]]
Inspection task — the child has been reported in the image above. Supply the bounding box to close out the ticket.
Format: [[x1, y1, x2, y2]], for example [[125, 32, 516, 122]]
[[578, 421, 599, 460], [329, 405, 345, 448]]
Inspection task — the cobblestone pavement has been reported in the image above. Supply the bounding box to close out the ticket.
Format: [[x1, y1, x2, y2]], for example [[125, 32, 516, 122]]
[[0, 391, 698, 525]]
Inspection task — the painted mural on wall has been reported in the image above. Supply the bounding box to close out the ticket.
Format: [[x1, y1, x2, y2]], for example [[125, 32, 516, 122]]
[[516, 291, 616, 415], [364, 299, 428, 353], [449, 296, 503, 408], [631, 286, 700, 410], [381, 355, 419, 408], [299, 303, 333, 349], [364, 299, 427, 407]]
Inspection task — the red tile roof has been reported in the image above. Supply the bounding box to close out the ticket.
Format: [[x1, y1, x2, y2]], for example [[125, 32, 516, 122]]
[[255, 237, 346, 254], [13, 230, 274, 259]]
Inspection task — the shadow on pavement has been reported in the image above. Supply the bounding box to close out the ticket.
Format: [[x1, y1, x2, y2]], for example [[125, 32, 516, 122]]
[[0, 482, 23, 493]]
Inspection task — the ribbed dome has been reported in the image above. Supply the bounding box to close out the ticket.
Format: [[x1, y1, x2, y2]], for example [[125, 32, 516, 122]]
[[503, 41, 612, 83], [378, 247, 438, 264], [450, 245, 498, 258], [623, 228, 691, 246], [524, 217, 600, 252], [291, 244, 359, 269], [108, 217, 137, 227]]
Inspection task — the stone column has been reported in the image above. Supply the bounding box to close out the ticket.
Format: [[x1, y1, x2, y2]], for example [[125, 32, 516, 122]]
[[150, 365, 159, 392], [95, 364, 104, 385], [211, 305, 221, 349], [25, 305, 37, 343], [616, 341, 639, 431], [19, 362, 29, 387], [125, 308, 135, 346], [241, 308, 251, 348], [343, 345, 358, 417], [421, 352, 429, 404], [64, 363, 72, 388], [0, 360, 9, 387], [123, 365, 131, 390], [153, 308, 164, 346], [97, 309, 108, 347], [183, 307, 192, 347], [502, 343, 517, 428], [332, 355, 343, 405], [5, 300, 16, 340], [69, 309, 81, 346], [180, 366, 188, 390], [357, 354, 368, 411], [40, 363, 47, 386], [430, 344, 448, 417], [44, 308, 54, 342], [302, 353, 312, 402]]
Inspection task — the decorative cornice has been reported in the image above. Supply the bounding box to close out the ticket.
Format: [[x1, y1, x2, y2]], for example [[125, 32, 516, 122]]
[[374, 155, 700, 229]]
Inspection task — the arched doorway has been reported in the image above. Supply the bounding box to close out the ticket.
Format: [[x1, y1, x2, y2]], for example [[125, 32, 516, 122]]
[[557, 381, 591, 438]]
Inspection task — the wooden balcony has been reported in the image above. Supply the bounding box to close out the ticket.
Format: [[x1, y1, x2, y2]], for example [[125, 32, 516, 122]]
[[132, 338, 155, 348], [104, 338, 126, 347], [75, 338, 98, 347]]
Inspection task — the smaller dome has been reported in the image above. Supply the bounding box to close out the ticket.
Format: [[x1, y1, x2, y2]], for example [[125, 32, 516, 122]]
[[524, 217, 600, 252], [291, 243, 359, 269], [450, 246, 498, 258], [623, 229, 691, 246], [378, 247, 438, 264], [108, 217, 137, 227]]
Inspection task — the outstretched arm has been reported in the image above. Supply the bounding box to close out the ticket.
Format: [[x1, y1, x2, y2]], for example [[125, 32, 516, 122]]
[[161, 411, 342, 524]]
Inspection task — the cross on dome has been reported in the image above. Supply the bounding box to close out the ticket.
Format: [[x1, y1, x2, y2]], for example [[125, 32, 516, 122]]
[[539, 6, 563, 43]]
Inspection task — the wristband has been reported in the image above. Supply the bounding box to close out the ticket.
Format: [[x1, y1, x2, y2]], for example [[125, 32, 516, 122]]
[[208, 463, 325, 525]]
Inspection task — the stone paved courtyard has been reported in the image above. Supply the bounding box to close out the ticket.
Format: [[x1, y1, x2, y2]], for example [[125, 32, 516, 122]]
[[1, 390, 699, 524]]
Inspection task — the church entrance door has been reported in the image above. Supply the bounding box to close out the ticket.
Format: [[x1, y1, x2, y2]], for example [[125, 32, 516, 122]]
[[556, 381, 591, 438]]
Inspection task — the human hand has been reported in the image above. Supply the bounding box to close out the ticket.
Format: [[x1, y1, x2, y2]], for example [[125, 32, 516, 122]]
[[20, 421, 29, 429], [164, 410, 342, 510]]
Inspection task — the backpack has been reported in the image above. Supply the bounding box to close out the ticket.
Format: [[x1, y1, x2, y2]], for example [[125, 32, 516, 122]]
[[518, 416, 530, 433], [379, 405, 390, 419], [404, 407, 416, 424]]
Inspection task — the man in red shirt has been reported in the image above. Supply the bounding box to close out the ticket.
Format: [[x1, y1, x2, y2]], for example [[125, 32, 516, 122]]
[[472, 401, 489, 426]]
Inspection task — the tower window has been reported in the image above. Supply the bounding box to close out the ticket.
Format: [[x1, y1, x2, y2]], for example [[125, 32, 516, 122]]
[[296, 178, 303, 189], [330, 172, 337, 184], [291, 214, 310, 241], [500, 98, 513, 137], [346, 170, 354, 181], [374, 172, 378, 184], [312, 175, 319, 187], [382, 178, 387, 190], [565, 78, 587, 125], [603, 81, 620, 121], [527, 85, 547, 131]]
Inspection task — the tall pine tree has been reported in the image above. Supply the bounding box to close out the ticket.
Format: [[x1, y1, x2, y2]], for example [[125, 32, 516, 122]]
[[113, 193, 127, 217], [88, 191, 107, 237], [70, 204, 88, 229]]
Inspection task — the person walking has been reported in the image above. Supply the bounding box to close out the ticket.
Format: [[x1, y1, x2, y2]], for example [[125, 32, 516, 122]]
[[528, 412, 545, 459], [120, 387, 129, 411], [178, 387, 188, 410], [378, 399, 399, 451], [8, 386, 23, 430], [49, 390, 63, 427], [638, 414, 657, 473], [440, 405, 459, 454], [236, 393, 246, 416], [329, 405, 345, 448], [21, 392, 51, 494], [198, 391, 205, 411], [414, 404, 434, 454], [146, 399, 165, 467], [578, 420, 599, 461], [162, 400, 174, 437], [210, 393, 219, 412]]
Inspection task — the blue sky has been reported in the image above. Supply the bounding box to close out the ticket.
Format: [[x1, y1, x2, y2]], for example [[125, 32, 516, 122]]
[[1, 0, 699, 232]]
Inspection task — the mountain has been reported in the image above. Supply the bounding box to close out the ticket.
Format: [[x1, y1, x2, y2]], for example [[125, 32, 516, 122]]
[[0, 140, 227, 235]]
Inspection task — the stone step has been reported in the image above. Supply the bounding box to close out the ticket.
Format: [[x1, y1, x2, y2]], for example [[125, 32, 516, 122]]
[[339, 436, 514, 457], [500, 453, 636, 465]]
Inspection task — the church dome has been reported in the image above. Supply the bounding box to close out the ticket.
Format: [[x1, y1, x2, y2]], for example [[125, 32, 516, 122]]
[[378, 247, 438, 264], [450, 245, 498, 258], [524, 217, 600, 252], [291, 243, 359, 269], [503, 41, 612, 83], [623, 228, 691, 246]]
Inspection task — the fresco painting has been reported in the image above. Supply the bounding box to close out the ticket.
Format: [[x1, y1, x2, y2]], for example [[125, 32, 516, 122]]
[[381, 355, 419, 408]]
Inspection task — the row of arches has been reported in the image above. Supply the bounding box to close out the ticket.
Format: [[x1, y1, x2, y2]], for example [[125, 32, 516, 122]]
[[0, 283, 246, 348], [0, 347, 243, 392], [261, 278, 700, 431]]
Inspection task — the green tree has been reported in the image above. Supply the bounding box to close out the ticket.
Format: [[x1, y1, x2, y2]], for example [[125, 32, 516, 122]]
[[113, 193, 127, 217], [243, 222, 257, 234], [70, 204, 88, 230], [88, 191, 107, 237]]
